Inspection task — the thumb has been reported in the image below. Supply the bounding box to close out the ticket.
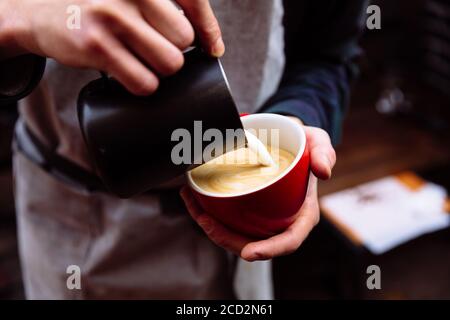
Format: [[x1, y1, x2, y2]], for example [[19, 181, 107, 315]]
[[304, 127, 336, 180]]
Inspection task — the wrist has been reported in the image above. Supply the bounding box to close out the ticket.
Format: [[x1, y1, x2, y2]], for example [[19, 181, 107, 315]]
[[263, 99, 322, 130], [0, 1, 31, 59]]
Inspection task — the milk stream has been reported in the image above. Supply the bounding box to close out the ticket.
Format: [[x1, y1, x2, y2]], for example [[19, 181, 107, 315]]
[[244, 129, 276, 167]]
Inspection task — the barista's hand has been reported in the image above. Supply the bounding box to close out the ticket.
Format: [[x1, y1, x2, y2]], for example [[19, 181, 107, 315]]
[[180, 120, 336, 261], [0, 0, 224, 95]]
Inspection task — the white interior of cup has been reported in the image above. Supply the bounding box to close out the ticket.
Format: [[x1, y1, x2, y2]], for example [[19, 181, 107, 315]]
[[187, 113, 306, 198]]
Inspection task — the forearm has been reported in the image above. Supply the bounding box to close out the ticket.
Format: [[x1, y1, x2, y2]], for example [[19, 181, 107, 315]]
[[261, 60, 356, 145], [260, 0, 367, 145]]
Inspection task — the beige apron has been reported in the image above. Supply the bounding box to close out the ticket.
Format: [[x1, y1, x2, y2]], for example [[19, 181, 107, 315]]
[[14, 0, 285, 299]]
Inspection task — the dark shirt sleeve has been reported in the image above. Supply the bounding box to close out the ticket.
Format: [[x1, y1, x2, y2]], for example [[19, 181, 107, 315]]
[[0, 54, 46, 106], [260, 0, 368, 145]]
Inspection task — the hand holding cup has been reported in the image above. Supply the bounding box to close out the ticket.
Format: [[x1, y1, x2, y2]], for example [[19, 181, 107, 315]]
[[181, 115, 336, 261]]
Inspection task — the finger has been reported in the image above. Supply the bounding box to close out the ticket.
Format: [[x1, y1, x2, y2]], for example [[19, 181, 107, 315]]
[[241, 177, 319, 261], [100, 33, 159, 95], [176, 0, 225, 57], [304, 127, 336, 180], [140, 0, 195, 49], [114, 15, 185, 76], [180, 187, 253, 255]]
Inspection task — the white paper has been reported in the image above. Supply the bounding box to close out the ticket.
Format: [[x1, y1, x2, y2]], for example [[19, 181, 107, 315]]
[[320, 177, 450, 254]]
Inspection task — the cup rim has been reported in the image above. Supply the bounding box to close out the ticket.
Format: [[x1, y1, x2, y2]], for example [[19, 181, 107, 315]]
[[186, 113, 306, 198]]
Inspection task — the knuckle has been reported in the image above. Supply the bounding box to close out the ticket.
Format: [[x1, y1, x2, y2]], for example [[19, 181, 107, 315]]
[[176, 0, 197, 10], [197, 217, 212, 233], [284, 231, 300, 254], [122, 75, 159, 96], [213, 235, 227, 248], [246, 249, 265, 261], [159, 50, 184, 75], [315, 127, 328, 137], [285, 241, 299, 255], [81, 28, 105, 53], [313, 213, 320, 227], [86, 0, 113, 17], [139, 79, 158, 95], [202, 18, 221, 41], [310, 127, 330, 142], [329, 148, 337, 164], [174, 23, 195, 49], [85, 0, 123, 26]]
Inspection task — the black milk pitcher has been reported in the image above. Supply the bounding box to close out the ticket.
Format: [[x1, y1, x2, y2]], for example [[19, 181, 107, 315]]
[[77, 48, 245, 198]]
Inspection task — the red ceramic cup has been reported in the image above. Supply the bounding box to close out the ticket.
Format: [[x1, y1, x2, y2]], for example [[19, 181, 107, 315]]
[[186, 113, 310, 239]]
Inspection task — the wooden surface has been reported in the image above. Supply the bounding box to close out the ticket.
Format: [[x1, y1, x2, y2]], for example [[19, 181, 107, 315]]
[[319, 78, 450, 196]]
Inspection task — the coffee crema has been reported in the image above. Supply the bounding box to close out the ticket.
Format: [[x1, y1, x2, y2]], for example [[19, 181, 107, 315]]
[[190, 146, 295, 195]]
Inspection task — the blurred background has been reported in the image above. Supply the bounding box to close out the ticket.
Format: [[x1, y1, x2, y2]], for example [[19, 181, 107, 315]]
[[1, 0, 450, 299]]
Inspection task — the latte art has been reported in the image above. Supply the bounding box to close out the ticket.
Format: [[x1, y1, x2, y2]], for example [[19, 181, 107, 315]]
[[190, 146, 295, 195]]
